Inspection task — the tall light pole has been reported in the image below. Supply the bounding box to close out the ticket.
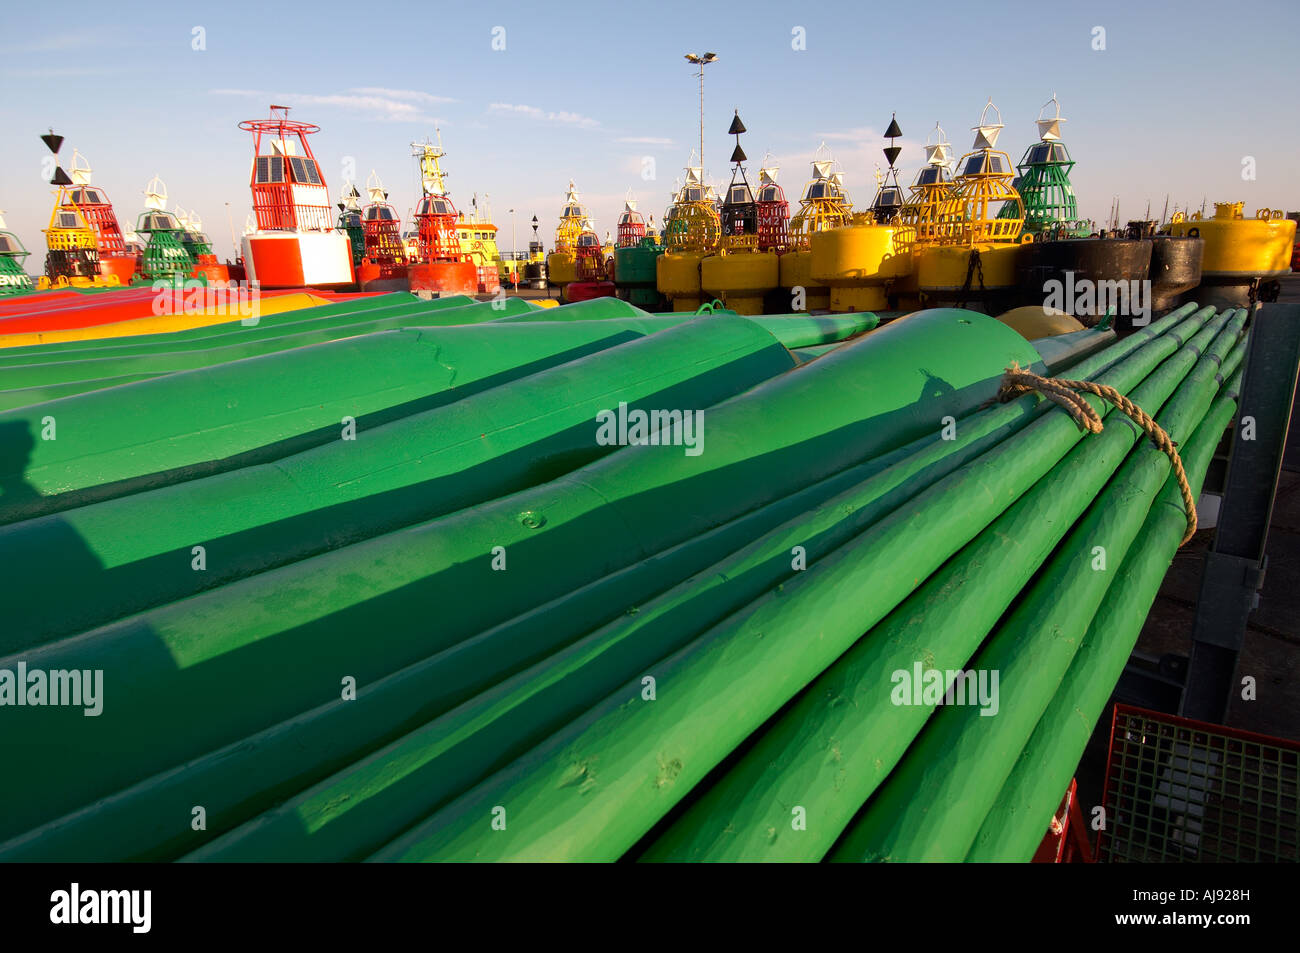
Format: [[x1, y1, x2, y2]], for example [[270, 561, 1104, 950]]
[[509, 207, 517, 287], [684, 52, 718, 171]]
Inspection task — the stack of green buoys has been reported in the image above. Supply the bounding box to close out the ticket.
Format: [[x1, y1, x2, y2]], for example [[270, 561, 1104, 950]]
[[0, 288, 1250, 862]]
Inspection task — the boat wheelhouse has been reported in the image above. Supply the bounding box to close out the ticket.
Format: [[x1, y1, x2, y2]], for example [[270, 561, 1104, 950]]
[[456, 194, 503, 294]]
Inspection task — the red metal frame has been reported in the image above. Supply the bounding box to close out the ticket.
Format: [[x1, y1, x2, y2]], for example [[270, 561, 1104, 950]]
[[361, 205, 408, 273], [1032, 778, 1095, 862], [1098, 703, 1300, 860], [757, 183, 790, 253], [239, 106, 333, 232], [66, 189, 129, 258], [616, 209, 646, 248], [575, 230, 606, 281], [414, 197, 464, 263]]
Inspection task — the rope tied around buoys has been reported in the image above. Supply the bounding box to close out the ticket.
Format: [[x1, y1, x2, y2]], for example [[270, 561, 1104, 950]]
[[998, 362, 1198, 545]]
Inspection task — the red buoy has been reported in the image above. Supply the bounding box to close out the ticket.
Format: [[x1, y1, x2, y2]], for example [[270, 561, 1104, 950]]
[[407, 134, 479, 297], [238, 106, 354, 289]]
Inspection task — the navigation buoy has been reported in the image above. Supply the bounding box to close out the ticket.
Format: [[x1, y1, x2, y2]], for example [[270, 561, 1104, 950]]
[[812, 115, 912, 312], [657, 157, 722, 311], [356, 170, 411, 292], [238, 106, 354, 289], [780, 143, 853, 311], [0, 211, 34, 296], [407, 134, 478, 296], [702, 112, 780, 314]]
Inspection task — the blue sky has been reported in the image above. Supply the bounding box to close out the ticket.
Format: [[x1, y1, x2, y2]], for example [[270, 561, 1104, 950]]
[[3, 0, 1297, 259]]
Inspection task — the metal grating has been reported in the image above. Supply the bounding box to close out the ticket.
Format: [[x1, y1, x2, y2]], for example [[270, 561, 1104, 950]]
[[1099, 704, 1299, 862]]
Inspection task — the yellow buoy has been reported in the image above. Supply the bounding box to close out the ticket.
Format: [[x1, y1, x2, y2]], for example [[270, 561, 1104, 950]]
[[656, 159, 722, 311], [546, 180, 590, 294], [916, 101, 1027, 306], [810, 224, 910, 312], [701, 251, 779, 315], [781, 145, 854, 311], [994, 305, 1084, 339], [658, 251, 709, 311], [1167, 203, 1295, 278]]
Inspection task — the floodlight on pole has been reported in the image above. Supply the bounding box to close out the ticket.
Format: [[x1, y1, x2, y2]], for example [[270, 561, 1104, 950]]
[[684, 52, 718, 173]]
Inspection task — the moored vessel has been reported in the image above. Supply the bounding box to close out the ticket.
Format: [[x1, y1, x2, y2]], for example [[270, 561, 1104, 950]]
[[456, 195, 503, 295]]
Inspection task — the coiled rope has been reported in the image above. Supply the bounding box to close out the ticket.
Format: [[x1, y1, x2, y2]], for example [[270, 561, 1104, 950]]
[[999, 362, 1197, 545]]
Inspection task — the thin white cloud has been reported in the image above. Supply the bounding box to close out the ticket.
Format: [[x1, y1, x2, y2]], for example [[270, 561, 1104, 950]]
[[6, 66, 128, 77], [15, 30, 105, 52], [617, 136, 674, 145], [815, 127, 883, 142], [210, 88, 444, 123], [488, 103, 599, 128], [348, 86, 457, 104]]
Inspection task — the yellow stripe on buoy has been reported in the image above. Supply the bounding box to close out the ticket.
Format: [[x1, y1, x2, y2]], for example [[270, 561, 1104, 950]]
[[0, 293, 331, 349]]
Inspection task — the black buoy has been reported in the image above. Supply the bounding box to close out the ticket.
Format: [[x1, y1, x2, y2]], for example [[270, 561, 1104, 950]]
[[1148, 235, 1204, 313], [1016, 238, 1154, 330]]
